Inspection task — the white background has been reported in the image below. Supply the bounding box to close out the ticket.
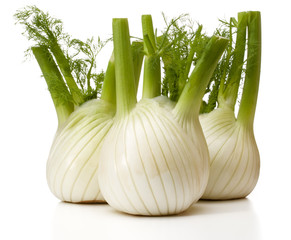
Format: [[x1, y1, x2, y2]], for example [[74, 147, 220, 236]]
[[1, 0, 290, 239]]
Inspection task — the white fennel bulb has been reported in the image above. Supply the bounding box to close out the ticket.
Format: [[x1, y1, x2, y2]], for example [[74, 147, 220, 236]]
[[98, 98, 207, 215], [47, 99, 115, 202], [17, 7, 122, 203], [199, 11, 261, 200], [31, 44, 117, 202], [31, 38, 143, 202], [98, 18, 228, 215], [200, 107, 260, 199]]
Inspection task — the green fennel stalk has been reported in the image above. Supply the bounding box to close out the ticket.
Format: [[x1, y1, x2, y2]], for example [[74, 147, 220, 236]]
[[174, 36, 229, 118], [113, 18, 137, 118], [177, 24, 203, 98], [218, 12, 248, 110], [131, 41, 145, 95], [142, 15, 161, 99], [100, 52, 116, 105], [32, 46, 74, 124], [237, 11, 261, 127]]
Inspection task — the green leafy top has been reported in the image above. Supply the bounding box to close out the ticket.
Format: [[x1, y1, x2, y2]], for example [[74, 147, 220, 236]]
[[158, 13, 248, 115], [15, 5, 106, 105], [159, 14, 209, 102], [68, 37, 106, 101], [200, 18, 237, 113]]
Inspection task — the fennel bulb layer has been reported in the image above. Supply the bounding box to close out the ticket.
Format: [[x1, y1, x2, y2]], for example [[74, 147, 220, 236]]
[[98, 98, 209, 215], [47, 99, 114, 203], [199, 107, 260, 199]]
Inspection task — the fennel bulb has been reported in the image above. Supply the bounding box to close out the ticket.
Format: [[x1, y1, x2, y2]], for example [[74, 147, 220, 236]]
[[200, 11, 261, 199], [47, 99, 115, 202], [200, 107, 260, 199], [16, 6, 117, 202], [98, 18, 228, 215], [98, 97, 207, 215], [33, 47, 116, 202]]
